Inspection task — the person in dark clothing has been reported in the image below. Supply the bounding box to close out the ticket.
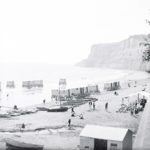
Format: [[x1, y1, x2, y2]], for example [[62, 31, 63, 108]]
[[93, 102, 95, 110], [68, 119, 71, 127], [130, 109, 133, 116], [43, 99, 46, 104], [71, 107, 74, 112], [105, 102, 108, 111]]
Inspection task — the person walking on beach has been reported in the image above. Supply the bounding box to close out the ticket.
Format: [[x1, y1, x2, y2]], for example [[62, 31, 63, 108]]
[[21, 123, 25, 132], [93, 102, 95, 110], [43, 99, 46, 104], [89, 101, 92, 110], [71, 106, 74, 113], [105, 102, 108, 111], [68, 119, 71, 127]]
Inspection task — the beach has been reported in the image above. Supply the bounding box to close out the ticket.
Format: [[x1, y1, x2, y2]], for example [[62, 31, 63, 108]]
[[0, 75, 149, 149]]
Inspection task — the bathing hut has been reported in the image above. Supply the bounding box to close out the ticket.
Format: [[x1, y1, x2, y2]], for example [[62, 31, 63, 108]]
[[80, 125, 132, 150], [22, 80, 43, 88], [87, 85, 99, 93], [104, 81, 120, 91], [6, 81, 15, 88], [22, 81, 32, 88]]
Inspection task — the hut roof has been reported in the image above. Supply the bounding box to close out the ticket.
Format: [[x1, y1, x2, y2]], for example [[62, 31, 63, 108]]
[[80, 125, 129, 141]]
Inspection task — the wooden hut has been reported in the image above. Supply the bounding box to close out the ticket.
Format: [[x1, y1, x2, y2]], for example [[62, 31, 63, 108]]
[[80, 125, 132, 150], [104, 81, 120, 91]]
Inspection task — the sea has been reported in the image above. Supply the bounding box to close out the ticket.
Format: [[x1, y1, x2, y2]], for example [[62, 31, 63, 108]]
[[0, 64, 149, 108]]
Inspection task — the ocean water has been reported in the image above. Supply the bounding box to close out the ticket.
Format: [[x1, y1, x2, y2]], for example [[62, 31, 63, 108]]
[[0, 64, 149, 108]]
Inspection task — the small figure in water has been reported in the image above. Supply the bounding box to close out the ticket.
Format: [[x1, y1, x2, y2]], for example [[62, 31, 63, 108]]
[[71, 106, 74, 112], [93, 102, 95, 110], [68, 119, 71, 127]]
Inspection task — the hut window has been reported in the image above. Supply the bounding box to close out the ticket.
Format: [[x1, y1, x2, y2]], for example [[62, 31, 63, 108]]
[[110, 143, 117, 150]]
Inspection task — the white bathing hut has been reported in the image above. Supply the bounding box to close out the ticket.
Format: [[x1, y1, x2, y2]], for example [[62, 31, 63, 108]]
[[80, 125, 132, 150]]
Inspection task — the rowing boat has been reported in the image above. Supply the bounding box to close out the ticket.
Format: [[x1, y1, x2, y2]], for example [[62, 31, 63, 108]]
[[5, 138, 44, 150], [37, 106, 68, 112]]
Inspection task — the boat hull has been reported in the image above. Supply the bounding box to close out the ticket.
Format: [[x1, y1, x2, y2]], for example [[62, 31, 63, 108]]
[[6, 139, 43, 150], [37, 106, 68, 112]]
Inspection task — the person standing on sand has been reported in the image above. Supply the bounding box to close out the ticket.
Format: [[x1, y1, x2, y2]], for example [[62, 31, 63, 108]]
[[21, 123, 25, 132], [43, 99, 46, 104], [89, 101, 92, 110], [71, 106, 74, 113], [93, 102, 95, 110], [105, 102, 108, 111], [68, 119, 71, 127]]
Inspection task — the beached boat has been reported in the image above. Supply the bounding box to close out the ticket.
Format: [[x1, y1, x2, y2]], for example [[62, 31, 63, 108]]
[[5, 138, 44, 150], [0, 113, 11, 118], [37, 106, 68, 112]]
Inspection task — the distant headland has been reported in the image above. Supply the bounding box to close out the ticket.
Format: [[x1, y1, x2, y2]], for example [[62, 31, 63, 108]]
[[78, 34, 150, 72]]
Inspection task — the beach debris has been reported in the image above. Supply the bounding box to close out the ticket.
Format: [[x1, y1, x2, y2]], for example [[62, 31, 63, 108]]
[[79, 113, 84, 119]]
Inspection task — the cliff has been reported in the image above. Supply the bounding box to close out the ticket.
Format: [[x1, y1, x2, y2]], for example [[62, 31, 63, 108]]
[[78, 34, 150, 72]]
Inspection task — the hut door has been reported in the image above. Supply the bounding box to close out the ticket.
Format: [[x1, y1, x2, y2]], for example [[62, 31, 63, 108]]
[[94, 139, 107, 150]]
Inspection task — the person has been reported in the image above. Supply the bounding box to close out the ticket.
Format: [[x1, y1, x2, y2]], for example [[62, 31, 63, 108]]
[[71, 107, 74, 112], [130, 109, 133, 116], [105, 102, 108, 111], [43, 99, 46, 104], [21, 123, 25, 132], [68, 119, 71, 127], [79, 113, 84, 119], [89, 101, 91, 110], [93, 102, 95, 110]]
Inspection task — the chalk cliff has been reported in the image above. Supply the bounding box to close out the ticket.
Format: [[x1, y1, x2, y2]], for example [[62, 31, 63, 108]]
[[78, 34, 150, 72]]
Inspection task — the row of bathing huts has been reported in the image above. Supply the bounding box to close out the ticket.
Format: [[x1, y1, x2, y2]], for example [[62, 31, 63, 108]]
[[51, 81, 121, 98], [0, 80, 43, 90]]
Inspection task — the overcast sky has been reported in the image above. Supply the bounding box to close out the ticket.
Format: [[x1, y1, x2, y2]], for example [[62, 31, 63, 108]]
[[0, 0, 150, 65]]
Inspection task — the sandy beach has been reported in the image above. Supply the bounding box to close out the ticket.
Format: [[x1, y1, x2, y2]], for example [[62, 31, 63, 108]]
[[0, 76, 149, 149]]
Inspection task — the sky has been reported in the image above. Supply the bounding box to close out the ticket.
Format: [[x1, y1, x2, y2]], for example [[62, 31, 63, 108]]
[[0, 0, 150, 65]]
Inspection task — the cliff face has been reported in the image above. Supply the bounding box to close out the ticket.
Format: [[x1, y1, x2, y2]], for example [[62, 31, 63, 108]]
[[78, 34, 150, 72]]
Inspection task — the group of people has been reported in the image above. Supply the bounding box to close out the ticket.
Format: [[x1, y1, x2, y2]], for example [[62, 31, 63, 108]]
[[130, 98, 147, 116], [89, 101, 96, 110]]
